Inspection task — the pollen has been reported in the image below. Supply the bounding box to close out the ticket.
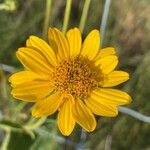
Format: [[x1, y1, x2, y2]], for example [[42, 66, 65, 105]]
[[53, 57, 101, 99]]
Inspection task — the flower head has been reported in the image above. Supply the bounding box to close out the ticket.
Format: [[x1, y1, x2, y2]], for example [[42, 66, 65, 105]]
[[9, 28, 132, 136]]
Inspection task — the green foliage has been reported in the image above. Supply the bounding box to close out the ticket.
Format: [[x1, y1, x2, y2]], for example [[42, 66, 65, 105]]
[[0, 0, 150, 149], [7, 131, 35, 150]]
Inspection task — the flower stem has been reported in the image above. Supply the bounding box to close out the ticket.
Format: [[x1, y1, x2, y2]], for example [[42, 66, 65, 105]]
[[42, 0, 52, 40], [62, 0, 72, 33], [24, 117, 47, 130], [79, 0, 91, 33], [119, 106, 150, 123], [100, 0, 111, 47], [1, 130, 11, 150]]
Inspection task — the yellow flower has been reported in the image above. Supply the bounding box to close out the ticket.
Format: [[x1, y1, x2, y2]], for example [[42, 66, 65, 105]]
[[9, 28, 132, 136]]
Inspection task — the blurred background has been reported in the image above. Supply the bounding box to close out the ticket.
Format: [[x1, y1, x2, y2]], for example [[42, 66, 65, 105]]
[[0, 0, 150, 149]]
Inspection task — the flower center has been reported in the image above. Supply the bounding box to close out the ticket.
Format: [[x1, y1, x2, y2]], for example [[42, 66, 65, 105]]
[[53, 57, 101, 99]]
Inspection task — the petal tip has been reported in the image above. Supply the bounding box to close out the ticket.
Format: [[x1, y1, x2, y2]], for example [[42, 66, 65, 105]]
[[58, 129, 72, 136], [127, 95, 132, 104], [84, 121, 96, 132], [8, 76, 12, 83], [92, 29, 100, 33], [31, 109, 41, 118]]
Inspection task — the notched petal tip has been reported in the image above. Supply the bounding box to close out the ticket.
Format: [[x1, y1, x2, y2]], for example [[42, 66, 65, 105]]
[[26, 35, 35, 47], [48, 27, 54, 31], [31, 105, 44, 118], [16, 47, 25, 57], [31, 110, 42, 118]]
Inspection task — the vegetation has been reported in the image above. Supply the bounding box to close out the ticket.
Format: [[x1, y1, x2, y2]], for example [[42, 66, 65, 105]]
[[0, 0, 150, 149]]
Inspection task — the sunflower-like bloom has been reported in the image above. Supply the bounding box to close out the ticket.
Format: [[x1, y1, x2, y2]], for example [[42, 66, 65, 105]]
[[9, 28, 132, 136]]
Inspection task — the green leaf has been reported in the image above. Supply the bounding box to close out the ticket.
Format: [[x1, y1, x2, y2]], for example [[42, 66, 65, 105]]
[[7, 131, 36, 150]]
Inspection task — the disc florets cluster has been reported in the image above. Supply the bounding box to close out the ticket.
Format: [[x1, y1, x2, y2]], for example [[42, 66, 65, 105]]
[[53, 57, 100, 99]]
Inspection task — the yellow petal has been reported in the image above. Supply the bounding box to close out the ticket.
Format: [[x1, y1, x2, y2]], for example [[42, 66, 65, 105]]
[[57, 95, 75, 136], [11, 81, 54, 102], [100, 71, 129, 87], [85, 97, 118, 117], [32, 91, 62, 117], [48, 28, 69, 61], [81, 30, 100, 60], [94, 47, 116, 61], [66, 28, 81, 57], [90, 88, 132, 106], [95, 55, 118, 74], [16, 47, 53, 75], [9, 71, 50, 87], [72, 99, 96, 132], [26, 36, 57, 66]]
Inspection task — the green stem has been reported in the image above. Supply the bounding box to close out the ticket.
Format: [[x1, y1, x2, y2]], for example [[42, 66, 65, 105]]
[[42, 0, 52, 39], [0, 124, 21, 132], [24, 117, 47, 130], [1, 130, 11, 150], [79, 0, 91, 33], [62, 0, 72, 33]]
